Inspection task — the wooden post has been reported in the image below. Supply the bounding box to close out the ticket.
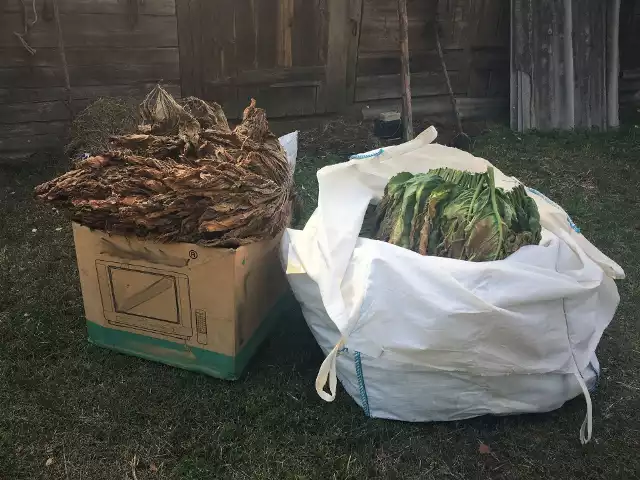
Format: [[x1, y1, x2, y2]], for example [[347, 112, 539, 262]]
[[397, 0, 414, 141], [562, 0, 575, 128], [607, 0, 621, 128]]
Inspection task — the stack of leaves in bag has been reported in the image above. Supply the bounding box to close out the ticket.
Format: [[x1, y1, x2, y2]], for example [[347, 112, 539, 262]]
[[374, 167, 542, 261], [34, 86, 292, 246]]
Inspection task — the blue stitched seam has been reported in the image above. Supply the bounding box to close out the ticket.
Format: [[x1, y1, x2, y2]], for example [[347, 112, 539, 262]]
[[349, 148, 384, 160], [526, 187, 581, 233], [354, 351, 371, 417]]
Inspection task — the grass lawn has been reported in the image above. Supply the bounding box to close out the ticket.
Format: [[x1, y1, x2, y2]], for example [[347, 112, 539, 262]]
[[1, 122, 638, 479]]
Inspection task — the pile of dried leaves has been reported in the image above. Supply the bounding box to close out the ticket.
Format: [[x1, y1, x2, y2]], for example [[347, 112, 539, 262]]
[[35, 86, 293, 246]]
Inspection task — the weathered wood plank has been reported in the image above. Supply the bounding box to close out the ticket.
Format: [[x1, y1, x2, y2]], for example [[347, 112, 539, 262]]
[[620, 0, 640, 70], [292, 0, 323, 67], [0, 120, 68, 138], [361, 95, 509, 120], [0, 47, 179, 68], [487, 68, 510, 97], [0, 134, 64, 152], [199, 0, 235, 81], [325, 0, 350, 111], [206, 66, 325, 87], [176, 0, 201, 97], [0, 101, 71, 123], [0, 13, 178, 48], [357, 48, 508, 76], [0, 83, 180, 104], [237, 85, 317, 117], [355, 71, 466, 102], [0, 86, 68, 103], [573, 0, 608, 129], [175, 0, 193, 97], [345, 0, 364, 104], [0, 63, 179, 88], [359, 18, 430, 53], [511, 0, 573, 131], [204, 85, 240, 118], [467, 69, 491, 97], [0, 66, 66, 88], [3, 0, 177, 15], [256, 0, 279, 69], [235, 0, 259, 71], [277, 0, 294, 67]]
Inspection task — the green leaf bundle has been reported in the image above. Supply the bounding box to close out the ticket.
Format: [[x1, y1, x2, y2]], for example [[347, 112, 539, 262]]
[[374, 167, 542, 262]]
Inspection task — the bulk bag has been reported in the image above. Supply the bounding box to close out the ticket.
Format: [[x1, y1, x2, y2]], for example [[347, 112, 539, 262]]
[[281, 127, 624, 443]]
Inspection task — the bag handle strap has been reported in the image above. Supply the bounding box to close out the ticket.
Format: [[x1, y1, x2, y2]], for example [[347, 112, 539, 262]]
[[574, 372, 593, 444], [315, 338, 345, 402]]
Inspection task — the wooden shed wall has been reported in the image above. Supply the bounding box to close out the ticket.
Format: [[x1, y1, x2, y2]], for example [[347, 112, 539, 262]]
[[356, 0, 510, 116], [0, 0, 180, 159]]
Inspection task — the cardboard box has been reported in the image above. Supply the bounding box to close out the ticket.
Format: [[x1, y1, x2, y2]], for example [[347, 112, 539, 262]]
[[72, 223, 288, 380]]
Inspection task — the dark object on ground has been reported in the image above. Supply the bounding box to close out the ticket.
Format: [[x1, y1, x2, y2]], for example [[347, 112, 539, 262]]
[[34, 86, 292, 247], [374, 167, 542, 261], [374, 112, 403, 140]]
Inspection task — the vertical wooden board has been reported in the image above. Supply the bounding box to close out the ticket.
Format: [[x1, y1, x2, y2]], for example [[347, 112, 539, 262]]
[[346, 0, 364, 104], [317, 0, 329, 64], [178, 0, 204, 97], [572, 0, 607, 128], [235, 0, 258, 72], [199, 0, 236, 82], [531, 1, 551, 129], [293, 0, 320, 67], [278, 0, 294, 67], [325, 0, 350, 111], [257, 0, 279, 69]]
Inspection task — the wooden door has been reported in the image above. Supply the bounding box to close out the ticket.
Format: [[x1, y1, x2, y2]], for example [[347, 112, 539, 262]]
[[176, 0, 358, 118]]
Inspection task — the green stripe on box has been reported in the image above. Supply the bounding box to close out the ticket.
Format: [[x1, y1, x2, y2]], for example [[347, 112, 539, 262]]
[[86, 295, 291, 380]]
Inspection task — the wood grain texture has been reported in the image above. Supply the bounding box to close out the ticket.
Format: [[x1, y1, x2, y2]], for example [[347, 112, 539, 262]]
[[175, 0, 330, 118], [511, 0, 613, 131], [361, 95, 508, 119], [573, 0, 608, 129], [176, 0, 197, 96], [325, 0, 350, 111], [345, 0, 364, 103], [3, 0, 177, 15], [397, 0, 413, 140], [0, 13, 178, 48], [356, 0, 510, 104], [1, 0, 180, 154], [0, 47, 179, 68], [278, 0, 294, 67]]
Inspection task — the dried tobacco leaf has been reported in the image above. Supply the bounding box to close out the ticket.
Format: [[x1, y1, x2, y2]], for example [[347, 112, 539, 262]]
[[35, 86, 292, 247]]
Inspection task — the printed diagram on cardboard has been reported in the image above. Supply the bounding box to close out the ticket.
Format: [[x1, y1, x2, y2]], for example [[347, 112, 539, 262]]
[[95, 260, 201, 342]]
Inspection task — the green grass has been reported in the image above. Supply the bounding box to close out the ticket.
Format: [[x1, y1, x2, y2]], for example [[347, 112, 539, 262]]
[[1, 124, 639, 479]]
